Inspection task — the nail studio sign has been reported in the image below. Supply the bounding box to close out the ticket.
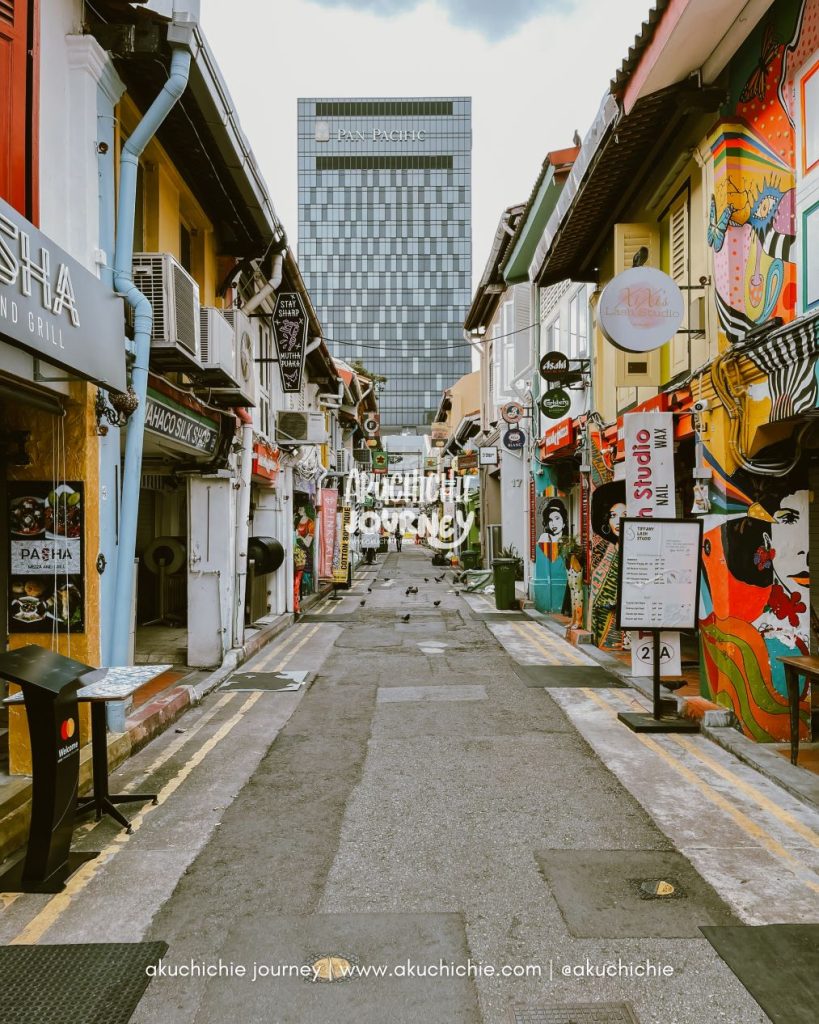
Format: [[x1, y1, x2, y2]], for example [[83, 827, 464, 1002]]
[[598, 267, 684, 354], [0, 196, 126, 391]]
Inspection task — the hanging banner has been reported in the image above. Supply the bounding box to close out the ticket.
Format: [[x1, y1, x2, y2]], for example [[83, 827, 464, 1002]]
[[8, 482, 85, 634], [272, 291, 308, 393], [332, 505, 351, 583], [623, 411, 680, 676], [319, 488, 338, 578]]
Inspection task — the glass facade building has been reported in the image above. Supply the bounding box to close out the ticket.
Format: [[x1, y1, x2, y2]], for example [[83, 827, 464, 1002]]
[[297, 97, 472, 432]]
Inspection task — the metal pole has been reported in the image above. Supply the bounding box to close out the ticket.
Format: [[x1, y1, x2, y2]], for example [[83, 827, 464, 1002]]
[[653, 628, 661, 720]]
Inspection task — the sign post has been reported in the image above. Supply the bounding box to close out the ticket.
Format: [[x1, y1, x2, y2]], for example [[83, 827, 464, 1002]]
[[616, 518, 702, 733], [272, 292, 309, 393]]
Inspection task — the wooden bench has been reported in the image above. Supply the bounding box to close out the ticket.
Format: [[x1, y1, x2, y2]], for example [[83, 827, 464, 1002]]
[[777, 655, 818, 766]]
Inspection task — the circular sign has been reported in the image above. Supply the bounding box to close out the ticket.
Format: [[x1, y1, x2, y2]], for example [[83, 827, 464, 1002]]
[[502, 427, 526, 451], [363, 416, 379, 435], [598, 267, 684, 353], [500, 401, 524, 424], [539, 388, 571, 420], [539, 351, 569, 383]]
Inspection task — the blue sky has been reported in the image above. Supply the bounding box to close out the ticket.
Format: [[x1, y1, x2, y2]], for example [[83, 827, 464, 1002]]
[[199, 0, 651, 283]]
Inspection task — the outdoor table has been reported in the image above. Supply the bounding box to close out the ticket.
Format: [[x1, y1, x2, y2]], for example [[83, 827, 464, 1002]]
[[777, 655, 818, 766], [5, 664, 171, 833]]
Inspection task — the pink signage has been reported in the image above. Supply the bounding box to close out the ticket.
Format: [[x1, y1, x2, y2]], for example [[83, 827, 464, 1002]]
[[319, 488, 338, 578]]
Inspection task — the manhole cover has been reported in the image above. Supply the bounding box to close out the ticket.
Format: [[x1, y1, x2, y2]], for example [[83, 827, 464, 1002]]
[[222, 671, 308, 692], [634, 878, 684, 900], [509, 1004, 640, 1024], [304, 952, 359, 982]]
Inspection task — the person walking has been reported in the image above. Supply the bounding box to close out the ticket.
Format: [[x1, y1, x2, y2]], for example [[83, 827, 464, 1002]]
[[362, 526, 379, 565], [394, 523, 403, 553]]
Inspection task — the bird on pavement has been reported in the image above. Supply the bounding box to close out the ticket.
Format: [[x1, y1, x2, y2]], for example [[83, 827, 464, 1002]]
[[434, 575, 445, 582], [433, 600, 441, 607], [455, 591, 460, 597], [360, 600, 366, 606], [424, 577, 429, 582], [401, 613, 411, 622], [367, 586, 372, 592]]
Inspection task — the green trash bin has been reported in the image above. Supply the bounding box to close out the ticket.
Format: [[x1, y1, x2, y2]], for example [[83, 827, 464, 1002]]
[[461, 549, 480, 571], [492, 558, 517, 611]]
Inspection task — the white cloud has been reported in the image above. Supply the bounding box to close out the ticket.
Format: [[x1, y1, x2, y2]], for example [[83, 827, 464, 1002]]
[[198, 0, 651, 285]]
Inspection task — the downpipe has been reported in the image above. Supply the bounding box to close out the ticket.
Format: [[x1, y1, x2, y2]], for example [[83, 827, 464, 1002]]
[[233, 407, 254, 649], [109, 45, 193, 665]]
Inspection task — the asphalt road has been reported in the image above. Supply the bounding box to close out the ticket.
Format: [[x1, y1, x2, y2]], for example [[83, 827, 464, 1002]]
[[4, 546, 819, 1024]]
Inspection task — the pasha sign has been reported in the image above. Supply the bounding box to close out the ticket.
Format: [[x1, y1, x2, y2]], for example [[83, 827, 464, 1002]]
[[272, 292, 309, 394], [599, 267, 684, 353], [0, 197, 126, 391]]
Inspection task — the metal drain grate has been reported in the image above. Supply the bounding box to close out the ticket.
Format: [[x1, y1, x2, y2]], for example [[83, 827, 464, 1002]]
[[509, 1003, 640, 1024], [222, 671, 308, 692], [0, 942, 167, 1024]]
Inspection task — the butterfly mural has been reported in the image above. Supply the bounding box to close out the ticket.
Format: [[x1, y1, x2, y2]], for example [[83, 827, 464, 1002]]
[[707, 195, 733, 253], [739, 23, 779, 103]]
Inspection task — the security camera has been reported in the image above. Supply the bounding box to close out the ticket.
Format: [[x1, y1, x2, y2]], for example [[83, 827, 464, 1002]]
[[692, 399, 710, 413]]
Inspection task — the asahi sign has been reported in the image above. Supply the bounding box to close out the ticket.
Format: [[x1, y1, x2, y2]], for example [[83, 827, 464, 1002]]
[[272, 291, 308, 394], [0, 196, 126, 391]]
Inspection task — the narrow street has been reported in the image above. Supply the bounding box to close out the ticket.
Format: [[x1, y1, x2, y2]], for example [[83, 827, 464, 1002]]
[[2, 548, 817, 1024]]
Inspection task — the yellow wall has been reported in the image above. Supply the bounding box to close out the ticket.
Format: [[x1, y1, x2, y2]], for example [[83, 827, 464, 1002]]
[[3, 381, 99, 773], [117, 96, 220, 307]]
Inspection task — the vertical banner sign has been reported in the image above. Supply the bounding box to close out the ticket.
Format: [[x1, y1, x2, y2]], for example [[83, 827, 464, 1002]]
[[8, 483, 85, 634], [529, 479, 537, 563], [580, 474, 590, 584], [272, 291, 308, 393], [319, 488, 338, 578], [623, 412, 680, 676], [332, 505, 351, 583]]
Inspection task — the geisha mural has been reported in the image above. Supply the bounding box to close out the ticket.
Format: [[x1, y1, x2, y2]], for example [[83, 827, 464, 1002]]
[[532, 482, 568, 613]]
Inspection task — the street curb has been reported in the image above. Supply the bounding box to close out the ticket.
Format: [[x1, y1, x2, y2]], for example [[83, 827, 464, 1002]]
[[524, 612, 819, 812], [0, 610, 297, 865]]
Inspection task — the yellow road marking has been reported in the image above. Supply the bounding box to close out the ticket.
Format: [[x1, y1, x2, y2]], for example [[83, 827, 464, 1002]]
[[580, 687, 819, 894], [257, 622, 320, 668], [10, 692, 263, 945], [511, 621, 588, 666]]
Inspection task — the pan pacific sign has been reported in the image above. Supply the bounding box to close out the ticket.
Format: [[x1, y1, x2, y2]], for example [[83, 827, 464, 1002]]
[[0, 196, 126, 392], [315, 121, 426, 143]]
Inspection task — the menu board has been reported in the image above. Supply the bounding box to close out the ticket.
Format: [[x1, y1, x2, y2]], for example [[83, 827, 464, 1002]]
[[8, 481, 85, 634], [617, 518, 701, 631]]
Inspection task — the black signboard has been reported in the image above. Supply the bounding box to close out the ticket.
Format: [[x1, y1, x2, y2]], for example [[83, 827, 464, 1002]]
[[539, 388, 571, 420], [272, 291, 309, 393], [144, 389, 219, 456], [539, 350, 569, 383], [8, 482, 85, 634], [502, 427, 526, 451]]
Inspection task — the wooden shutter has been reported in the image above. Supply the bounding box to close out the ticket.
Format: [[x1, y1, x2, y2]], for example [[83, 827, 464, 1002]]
[[613, 222, 660, 400], [0, 0, 37, 220], [668, 194, 690, 377], [513, 284, 531, 378]]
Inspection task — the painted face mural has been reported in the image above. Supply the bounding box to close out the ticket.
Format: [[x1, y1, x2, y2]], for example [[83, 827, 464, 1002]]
[[533, 485, 569, 614], [589, 478, 627, 651], [538, 497, 569, 555]]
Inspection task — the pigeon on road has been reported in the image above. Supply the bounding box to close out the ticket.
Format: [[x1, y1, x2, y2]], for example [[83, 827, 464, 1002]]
[[401, 613, 411, 622], [360, 600, 366, 606], [424, 577, 429, 582], [433, 600, 441, 607]]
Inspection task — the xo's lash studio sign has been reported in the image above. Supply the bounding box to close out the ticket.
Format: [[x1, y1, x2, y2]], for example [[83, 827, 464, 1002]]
[[0, 197, 126, 391]]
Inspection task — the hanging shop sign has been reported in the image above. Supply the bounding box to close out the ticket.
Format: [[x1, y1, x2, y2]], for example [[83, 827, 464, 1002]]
[[457, 451, 478, 472], [430, 422, 449, 448], [0, 196, 126, 392], [8, 482, 85, 634], [251, 442, 280, 482], [598, 267, 684, 354], [144, 388, 219, 457], [623, 411, 679, 676], [362, 413, 380, 436], [479, 446, 499, 466], [539, 388, 571, 420], [502, 427, 526, 452], [542, 417, 575, 457], [539, 351, 569, 384], [319, 488, 338, 578], [617, 518, 702, 631], [371, 450, 389, 474], [332, 505, 351, 583], [501, 401, 524, 424], [272, 291, 308, 393], [424, 456, 438, 472]]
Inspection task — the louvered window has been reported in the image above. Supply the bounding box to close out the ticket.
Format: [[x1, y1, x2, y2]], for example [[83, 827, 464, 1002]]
[[0, 2, 14, 27], [667, 192, 690, 377], [612, 223, 661, 398]]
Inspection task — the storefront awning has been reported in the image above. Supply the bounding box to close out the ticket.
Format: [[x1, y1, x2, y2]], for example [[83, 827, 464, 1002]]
[[540, 416, 577, 461]]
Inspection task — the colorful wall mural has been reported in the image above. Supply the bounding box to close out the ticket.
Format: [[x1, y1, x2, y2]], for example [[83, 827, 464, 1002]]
[[698, 0, 817, 741], [293, 497, 316, 613], [589, 430, 627, 650], [531, 466, 568, 614]]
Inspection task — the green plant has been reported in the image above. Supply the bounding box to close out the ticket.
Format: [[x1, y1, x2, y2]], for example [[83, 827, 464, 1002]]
[[559, 535, 585, 567], [497, 544, 524, 581]]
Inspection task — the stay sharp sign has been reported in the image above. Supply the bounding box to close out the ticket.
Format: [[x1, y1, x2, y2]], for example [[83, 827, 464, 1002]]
[[272, 291, 308, 394], [623, 411, 681, 677]]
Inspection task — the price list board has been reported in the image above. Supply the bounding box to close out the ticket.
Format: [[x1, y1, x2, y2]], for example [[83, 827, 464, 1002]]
[[616, 518, 702, 632]]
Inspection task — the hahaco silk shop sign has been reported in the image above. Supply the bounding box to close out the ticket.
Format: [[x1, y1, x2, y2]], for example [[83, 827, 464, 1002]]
[[623, 411, 680, 677], [0, 196, 126, 391]]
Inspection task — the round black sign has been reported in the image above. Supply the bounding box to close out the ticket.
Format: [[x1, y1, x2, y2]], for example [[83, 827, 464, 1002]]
[[539, 388, 571, 420], [539, 351, 569, 383], [502, 427, 526, 451]]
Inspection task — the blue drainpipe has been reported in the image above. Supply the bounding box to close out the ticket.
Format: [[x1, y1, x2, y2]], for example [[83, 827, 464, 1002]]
[[110, 45, 192, 665]]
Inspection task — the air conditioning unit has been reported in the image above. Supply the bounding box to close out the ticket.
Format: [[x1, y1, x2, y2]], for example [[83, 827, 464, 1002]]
[[132, 253, 201, 372], [199, 307, 238, 386], [276, 410, 327, 446], [220, 309, 259, 408], [335, 448, 352, 475]]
